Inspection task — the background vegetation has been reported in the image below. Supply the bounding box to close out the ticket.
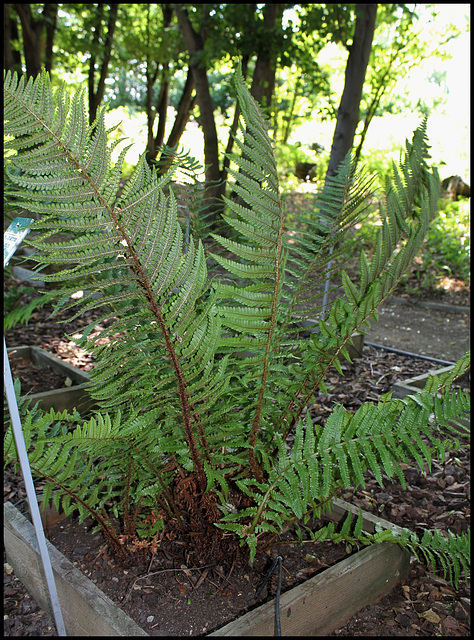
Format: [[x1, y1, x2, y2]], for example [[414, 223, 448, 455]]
[[4, 3, 471, 293]]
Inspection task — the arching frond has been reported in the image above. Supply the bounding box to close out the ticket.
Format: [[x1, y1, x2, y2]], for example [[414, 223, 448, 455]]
[[4, 68, 469, 585]]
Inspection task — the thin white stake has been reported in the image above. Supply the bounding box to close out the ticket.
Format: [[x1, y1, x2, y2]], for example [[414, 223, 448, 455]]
[[4, 340, 67, 635], [4, 218, 67, 635]]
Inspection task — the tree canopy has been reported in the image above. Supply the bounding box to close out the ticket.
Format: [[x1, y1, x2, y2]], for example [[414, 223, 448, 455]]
[[4, 3, 468, 192]]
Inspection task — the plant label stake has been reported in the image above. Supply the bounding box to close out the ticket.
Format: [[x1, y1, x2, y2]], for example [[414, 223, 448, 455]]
[[4, 217, 67, 636]]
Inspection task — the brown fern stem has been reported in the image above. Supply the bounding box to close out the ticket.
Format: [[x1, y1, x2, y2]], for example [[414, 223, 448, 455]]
[[123, 459, 133, 537], [30, 467, 125, 558], [61, 141, 209, 496], [109, 224, 207, 494], [248, 197, 286, 483]]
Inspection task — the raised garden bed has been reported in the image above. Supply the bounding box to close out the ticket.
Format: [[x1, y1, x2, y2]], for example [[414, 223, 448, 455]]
[[4, 350, 410, 634], [6, 345, 96, 414], [393, 364, 470, 399], [4, 501, 147, 637], [393, 363, 470, 428], [4, 344, 469, 635], [4, 499, 410, 637]]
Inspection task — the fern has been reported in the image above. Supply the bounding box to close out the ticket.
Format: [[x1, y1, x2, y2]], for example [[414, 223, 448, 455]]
[[4, 67, 469, 586], [4, 270, 56, 331]]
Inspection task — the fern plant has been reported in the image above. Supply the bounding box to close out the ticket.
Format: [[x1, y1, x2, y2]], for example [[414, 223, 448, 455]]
[[4, 68, 470, 586]]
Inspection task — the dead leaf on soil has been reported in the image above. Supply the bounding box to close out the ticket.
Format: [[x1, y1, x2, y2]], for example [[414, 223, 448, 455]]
[[421, 609, 441, 623]]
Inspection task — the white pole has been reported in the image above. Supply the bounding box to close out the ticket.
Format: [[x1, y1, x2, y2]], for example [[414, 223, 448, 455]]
[[4, 340, 67, 635], [4, 217, 67, 635]]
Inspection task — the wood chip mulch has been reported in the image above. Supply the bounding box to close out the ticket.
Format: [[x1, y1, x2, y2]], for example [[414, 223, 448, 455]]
[[3, 298, 471, 636]]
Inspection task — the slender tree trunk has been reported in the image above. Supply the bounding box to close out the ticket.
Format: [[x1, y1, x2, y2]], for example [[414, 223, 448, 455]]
[[4, 4, 23, 75], [353, 82, 385, 164], [145, 4, 173, 162], [166, 68, 196, 149], [229, 4, 283, 207], [154, 64, 170, 150], [321, 4, 377, 321], [44, 4, 57, 73], [282, 77, 301, 144], [88, 3, 119, 126], [88, 3, 104, 122], [325, 4, 377, 178], [250, 3, 284, 111], [146, 64, 158, 161], [154, 5, 173, 151], [14, 3, 58, 77], [155, 67, 196, 173], [173, 4, 224, 214], [145, 3, 159, 162], [354, 40, 406, 164]]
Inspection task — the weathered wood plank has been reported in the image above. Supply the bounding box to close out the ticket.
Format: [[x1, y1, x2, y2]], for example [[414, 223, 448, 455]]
[[326, 497, 405, 535], [4, 502, 148, 637], [6, 346, 96, 413], [211, 542, 410, 636], [31, 347, 91, 384]]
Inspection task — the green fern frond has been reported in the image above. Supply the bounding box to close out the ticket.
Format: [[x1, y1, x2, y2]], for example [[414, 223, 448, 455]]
[[4, 69, 228, 492], [4, 68, 469, 585], [217, 381, 469, 560], [303, 511, 469, 588]]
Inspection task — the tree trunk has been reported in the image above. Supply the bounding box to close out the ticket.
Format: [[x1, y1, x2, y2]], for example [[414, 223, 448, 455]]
[[154, 64, 170, 151], [354, 38, 406, 164], [173, 4, 224, 213], [250, 3, 284, 111], [281, 77, 301, 144], [321, 4, 377, 322], [146, 63, 158, 161], [88, 4, 105, 124], [4, 5, 23, 75], [154, 67, 196, 173], [325, 4, 377, 178], [154, 5, 173, 151], [44, 3, 58, 73], [166, 67, 196, 150], [228, 4, 283, 207], [145, 4, 173, 163], [14, 3, 58, 78], [88, 3, 119, 126]]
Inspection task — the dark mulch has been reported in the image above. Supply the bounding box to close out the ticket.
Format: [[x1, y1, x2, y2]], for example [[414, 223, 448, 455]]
[[3, 291, 470, 636]]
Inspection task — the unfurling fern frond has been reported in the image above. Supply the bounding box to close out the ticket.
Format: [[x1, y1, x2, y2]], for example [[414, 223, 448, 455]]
[[4, 67, 469, 586]]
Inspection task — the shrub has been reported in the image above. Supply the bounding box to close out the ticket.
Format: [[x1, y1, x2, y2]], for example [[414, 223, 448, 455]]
[[424, 198, 470, 282]]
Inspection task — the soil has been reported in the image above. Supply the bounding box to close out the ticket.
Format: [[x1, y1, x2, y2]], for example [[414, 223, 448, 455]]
[[364, 295, 470, 364], [3, 278, 471, 636]]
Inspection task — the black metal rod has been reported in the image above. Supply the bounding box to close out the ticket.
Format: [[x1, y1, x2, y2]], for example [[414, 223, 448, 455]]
[[274, 556, 282, 637], [256, 555, 283, 636]]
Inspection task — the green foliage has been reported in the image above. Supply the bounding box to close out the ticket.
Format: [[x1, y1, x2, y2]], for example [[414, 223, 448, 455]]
[[420, 199, 470, 283], [347, 186, 470, 292], [4, 269, 55, 332], [4, 68, 470, 585]]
